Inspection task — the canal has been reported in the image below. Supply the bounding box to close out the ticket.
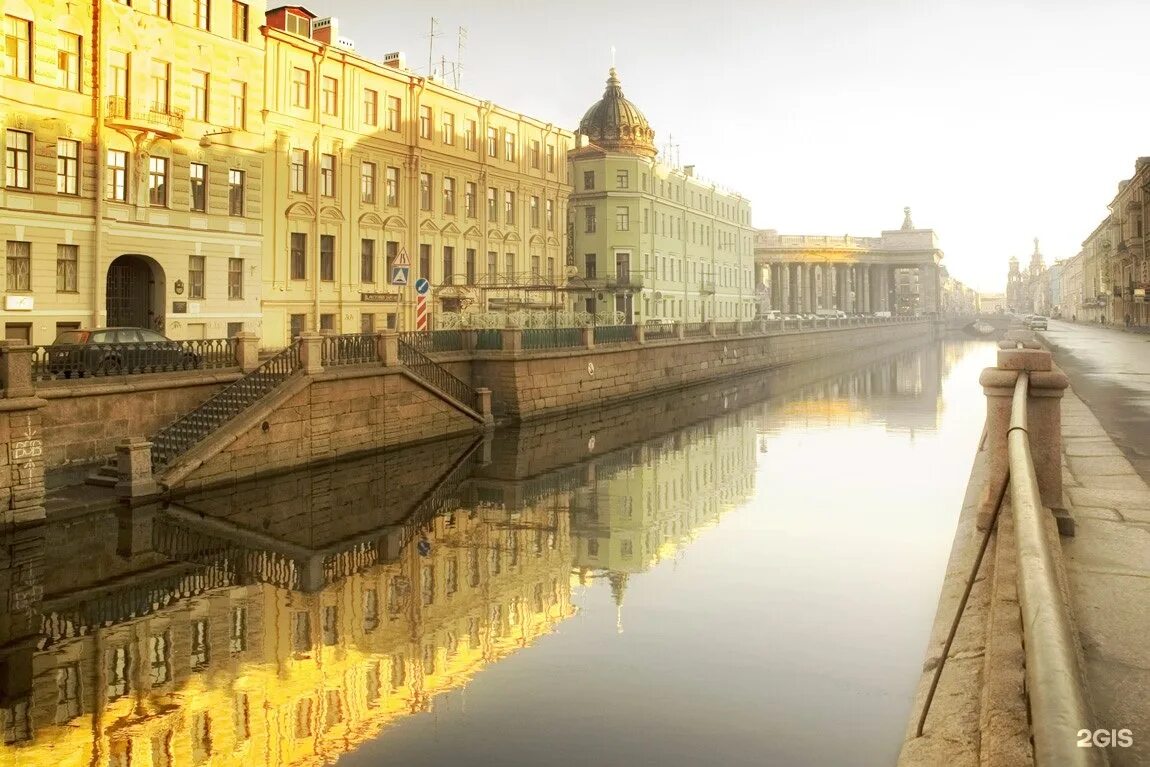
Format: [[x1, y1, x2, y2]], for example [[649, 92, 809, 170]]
[[0, 337, 997, 767]]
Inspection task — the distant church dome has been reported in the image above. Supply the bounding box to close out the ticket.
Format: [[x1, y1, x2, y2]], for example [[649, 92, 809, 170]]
[[578, 68, 657, 158]]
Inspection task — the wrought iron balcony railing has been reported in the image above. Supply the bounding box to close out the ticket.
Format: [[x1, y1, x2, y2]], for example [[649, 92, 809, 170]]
[[105, 96, 186, 135]]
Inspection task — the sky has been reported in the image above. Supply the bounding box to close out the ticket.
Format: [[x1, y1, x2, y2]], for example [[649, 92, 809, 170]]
[[323, 0, 1150, 293]]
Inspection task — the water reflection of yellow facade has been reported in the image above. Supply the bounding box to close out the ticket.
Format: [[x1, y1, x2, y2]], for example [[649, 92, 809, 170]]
[[0, 504, 573, 767]]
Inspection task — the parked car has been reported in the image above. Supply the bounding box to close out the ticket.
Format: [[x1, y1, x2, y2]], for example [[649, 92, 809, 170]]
[[45, 327, 201, 377], [1027, 315, 1048, 330]]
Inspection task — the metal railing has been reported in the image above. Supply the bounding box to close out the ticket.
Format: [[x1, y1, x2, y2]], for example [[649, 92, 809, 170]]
[[643, 323, 677, 341], [396, 338, 480, 412], [475, 329, 503, 350], [31, 337, 238, 381], [321, 333, 377, 366], [522, 327, 582, 350], [593, 325, 636, 345], [1007, 373, 1102, 766], [398, 330, 467, 353], [714, 321, 741, 335], [150, 342, 301, 469], [683, 322, 711, 337]]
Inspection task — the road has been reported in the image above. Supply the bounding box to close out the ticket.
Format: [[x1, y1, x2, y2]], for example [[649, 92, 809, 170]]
[[1040, 320, 1150, 484]]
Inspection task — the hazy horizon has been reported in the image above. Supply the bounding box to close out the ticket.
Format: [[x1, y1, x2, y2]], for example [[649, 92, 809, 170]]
[[321, 0, 1150, 294]]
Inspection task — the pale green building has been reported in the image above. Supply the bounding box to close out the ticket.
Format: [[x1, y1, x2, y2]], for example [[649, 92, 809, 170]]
[[567, 69, 755, 324]]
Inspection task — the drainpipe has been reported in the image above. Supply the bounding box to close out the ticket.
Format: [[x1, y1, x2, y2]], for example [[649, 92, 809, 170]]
[[92, 0, 106, 328], [312, 43, 330, 332]]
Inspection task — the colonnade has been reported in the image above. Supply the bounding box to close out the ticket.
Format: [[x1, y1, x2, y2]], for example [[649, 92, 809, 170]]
[[757, 262, 940, 315]]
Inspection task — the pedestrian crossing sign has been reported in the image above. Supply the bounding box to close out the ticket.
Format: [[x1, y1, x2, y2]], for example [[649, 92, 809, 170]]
[[391, 266, 409, 286]]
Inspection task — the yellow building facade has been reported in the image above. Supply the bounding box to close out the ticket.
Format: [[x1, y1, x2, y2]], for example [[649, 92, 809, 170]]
[[1, 0, 267, 344], [259, 10, 574, 344]]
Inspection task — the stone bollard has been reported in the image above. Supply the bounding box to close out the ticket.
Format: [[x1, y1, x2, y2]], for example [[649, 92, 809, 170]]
[[115, 439, 160, 499], [377, 331, 399, 366], [735, 320, 745, 336], [0, 342, 35, 399], [298, 332, 324, 374], [234, 331, 260, 372], [635, 324, 646, 344], [476, 387, 495, 427], [978, 346, 1071, 534], [707, 320, 717, 337], [500, 328, 522, 352], [675, 322, 686, 340], [582, 327, 595, 349]]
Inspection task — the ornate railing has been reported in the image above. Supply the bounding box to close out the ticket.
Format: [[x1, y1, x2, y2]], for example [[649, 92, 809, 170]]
[[398, 330, 467, 353], [593, 325, 636, 345], [150, 342, 301, 469], [683, 322, 711, 337], [153, 514, 301, 590], [475, 329, 503, 350], [321, 333, 377, 366], [31, 338, 237, 381], [397, 338, 480, 412], [643, 323, 677, 341], [714, 321, 741, 335], [522, 327, 582, 350]]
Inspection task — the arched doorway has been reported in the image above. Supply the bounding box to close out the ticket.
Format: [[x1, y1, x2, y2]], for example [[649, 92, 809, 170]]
[[106, 255, 164, 331]]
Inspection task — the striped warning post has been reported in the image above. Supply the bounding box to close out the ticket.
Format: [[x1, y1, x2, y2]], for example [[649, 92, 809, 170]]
[[416, 295, 428, 330]]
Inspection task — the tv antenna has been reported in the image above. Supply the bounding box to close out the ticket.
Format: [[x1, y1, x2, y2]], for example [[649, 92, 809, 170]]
[[455, 27, 467, 89], [426, 17, 440, 77]]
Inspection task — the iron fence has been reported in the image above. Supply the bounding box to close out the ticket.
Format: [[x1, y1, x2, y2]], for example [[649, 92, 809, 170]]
[[31, 337, 238, 381], [399, 330, 467, 353], [397, 338, 480, 411], [714, 321, 741, 335], [593, 325, 636, 345], [150, 342, 301, 469], [522, 327, 583, 350], [321, 333, 378, 366], [643, 323, 677, 341], [683, 322, 711, 337], [475, 329, 503, 350]]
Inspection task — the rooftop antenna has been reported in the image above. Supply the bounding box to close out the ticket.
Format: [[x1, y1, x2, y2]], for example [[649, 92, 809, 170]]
[[427, 17, 440, 77], [455, 26, 467, 89]]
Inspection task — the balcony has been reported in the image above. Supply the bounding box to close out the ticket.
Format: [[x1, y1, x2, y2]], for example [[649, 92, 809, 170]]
[[699, 279, 716, 294], [105, 97, 185, 139], [606, 274, 644, 291]]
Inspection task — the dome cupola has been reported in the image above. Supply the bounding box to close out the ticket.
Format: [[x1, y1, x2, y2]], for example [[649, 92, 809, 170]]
[[578, 68, 657, 158]]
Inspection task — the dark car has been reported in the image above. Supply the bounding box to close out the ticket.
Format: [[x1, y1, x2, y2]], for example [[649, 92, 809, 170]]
[[45, 327, 201, 377]]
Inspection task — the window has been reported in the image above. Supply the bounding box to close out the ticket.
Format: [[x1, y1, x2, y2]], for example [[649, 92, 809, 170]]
[[419, 172, 431, 211], [617, 169, 629, 189], [290, 233, 306, 280], [360, 238, 375, 282], [285, 11, 309, 36], [421, 565, 435, 606], [229, 80, 246, 129], [486, 127, 498, 157], [584, 253, 596, 280], [107, 647, 130, 699], [442, 246, 454, 284], [464, 119, 477, 150], [545, 199, 554, 231], [320, 314, 335, 332], [530, 139, 540, 169], [616, 206, 629, 231], [531, 255, 541, 277], [151, 60, 171, 113], [530, 196, 539, 228], [504, 131, 515, 161], [231, 0, 249, 41], [363, 590, 379, 633], [361, 161, 376, 203], [289, 313, 306, 337], [584, 170, 595, 190], [151, 633, 171, 685], [321, 76, 338, 115], [504, 191, 515, 224], [465, 248, 476, 284], [148, 156, 169, 206], [109, 51, 129, 107], [188, 255, 205, 298], [585, 206, 596, 233], [504, 252, 515, 276], [191, 712, 212, 764], [4, 16, 31, 81], [56, 139, 80, 195], [419, 105, 431, 139], [228, 258, 243, 299], [486, 187, 497, 220], [234, 694, 250, 742], [546, 145, 556, 173], [363, 88, 378, 125], [6, 241, 30, 291], [320, 154, 335, 196], [320, 235, 334, 281], [106, 150, 127, 200], [190, 70, 209, 121], [189, 163, 206, 211], [486, 251, 497, 279], [442, 112, 455, 144], [443, 176, 455, 215], [57, 244, 77, 292], [227, 322, 243, 337], [385, 240, 398, 275], [193, 0, 210, 29], [465, 182, 476, 217], [419, 243, 431, 280], [387, 96, 401, 131], [56, 663, 82, 723], [228, 169, 244, 215], [58, 33, 81, 91], [151, 0, 170, 19], [291, 67, 309, 108], [290, 149, 307, 193], [386, 166, 399, 206], [5, 130, 30, 189]]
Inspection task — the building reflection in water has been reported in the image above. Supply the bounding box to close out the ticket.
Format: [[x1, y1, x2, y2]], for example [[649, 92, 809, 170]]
[[0, 338, 962, 766]]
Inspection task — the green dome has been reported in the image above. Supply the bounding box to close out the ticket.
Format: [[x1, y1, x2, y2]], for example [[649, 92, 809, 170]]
[[578, 68, 657, 158]]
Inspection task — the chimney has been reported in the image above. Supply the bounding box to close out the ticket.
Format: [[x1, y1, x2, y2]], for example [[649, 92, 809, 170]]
[[311, 17, 354, 49], [383, 51, 407, 70], [683, 165, 695, 177]]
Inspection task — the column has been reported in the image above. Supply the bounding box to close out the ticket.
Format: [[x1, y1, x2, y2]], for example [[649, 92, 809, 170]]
[[862, 266, 872, 313], [805, 264, 814, 313], [922, 262, 940, 314], [781, 264, 790, 314]]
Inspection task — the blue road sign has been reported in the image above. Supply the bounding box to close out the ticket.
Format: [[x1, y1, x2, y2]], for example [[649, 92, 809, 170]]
[[391, 266, 409, 285], [417, 539, 431, 557], [415, 278, 430, 295]]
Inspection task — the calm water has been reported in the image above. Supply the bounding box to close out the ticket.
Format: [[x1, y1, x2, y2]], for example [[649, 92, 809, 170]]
[[0, 338, 996, 767]]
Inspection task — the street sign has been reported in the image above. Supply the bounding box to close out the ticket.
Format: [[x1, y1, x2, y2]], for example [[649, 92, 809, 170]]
[[394, 247, 411, 266], [415, 278, 430, 295], [391, 266, 409, 285], [416, 295, 428, 330]]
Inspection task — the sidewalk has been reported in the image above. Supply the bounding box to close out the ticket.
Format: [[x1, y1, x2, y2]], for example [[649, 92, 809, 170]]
[[1060, 388, 1150, 766]]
